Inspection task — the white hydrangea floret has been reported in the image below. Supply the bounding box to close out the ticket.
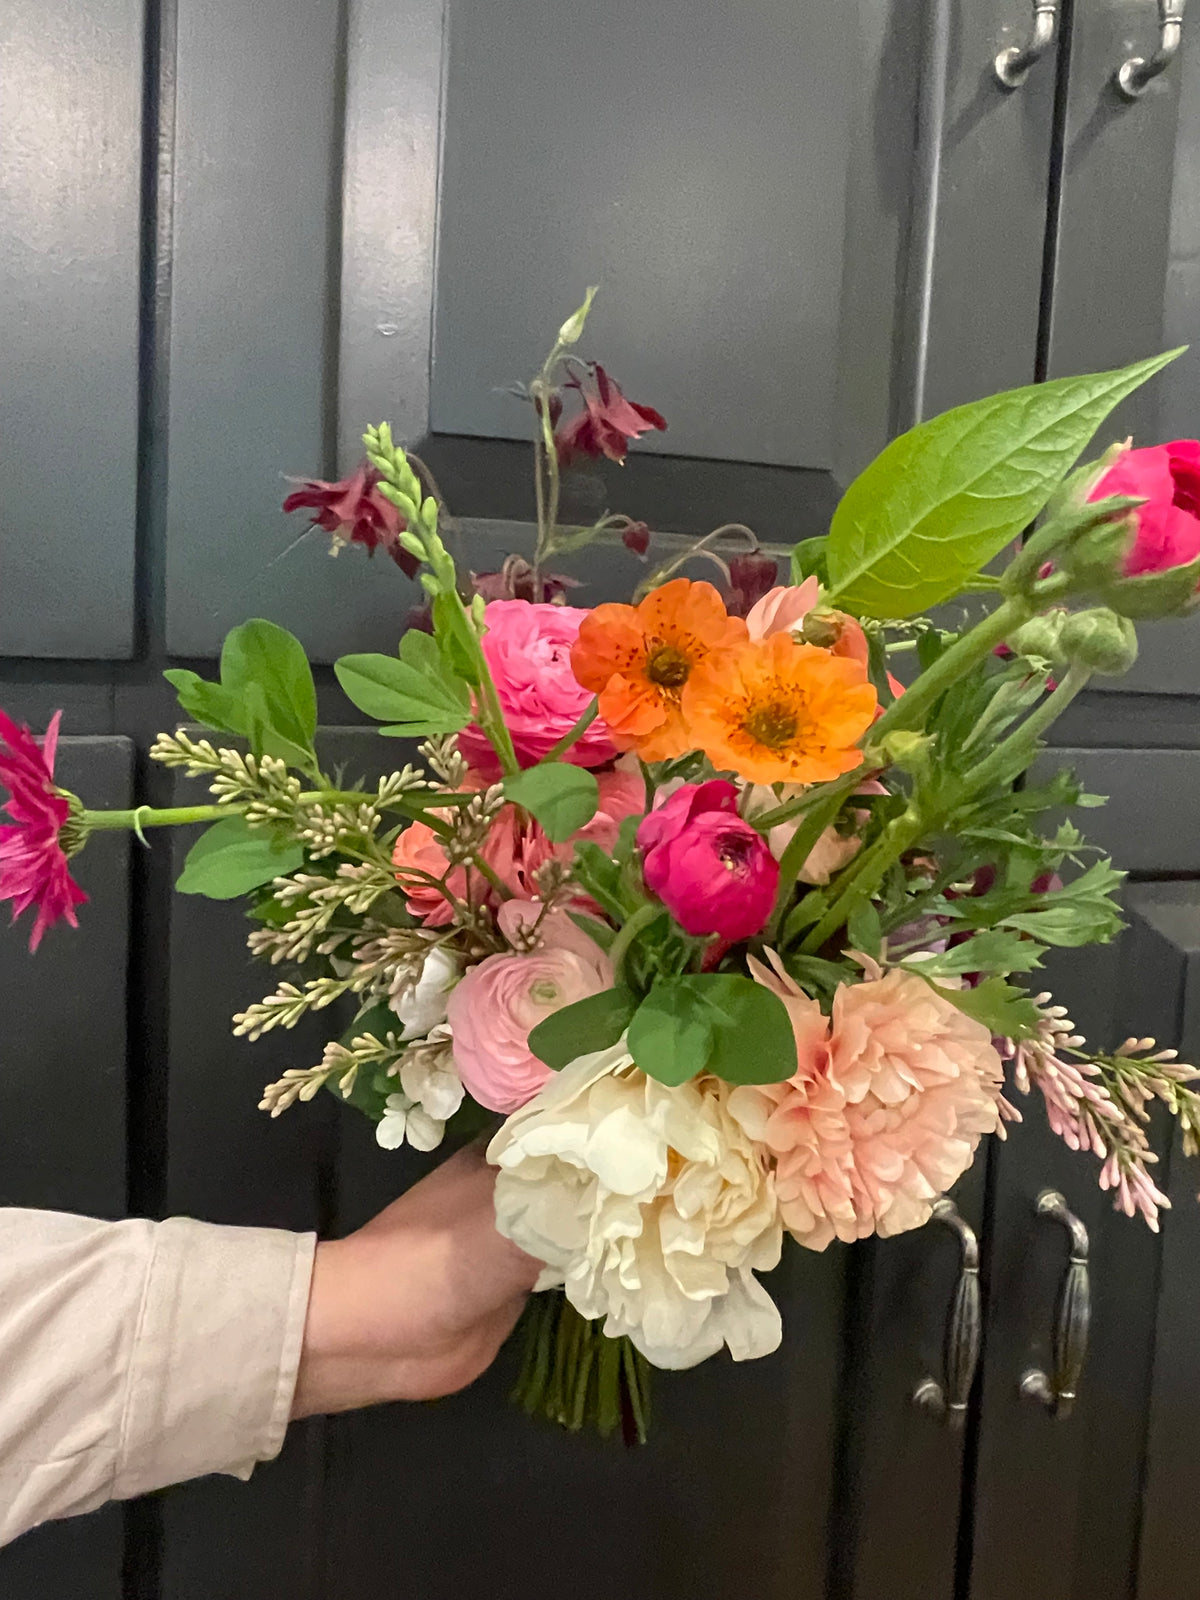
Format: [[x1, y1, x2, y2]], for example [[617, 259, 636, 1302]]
[[388, 944, 462, 1041], [375, 1024, 465, 1151], [487, 1042, 784, 1370]]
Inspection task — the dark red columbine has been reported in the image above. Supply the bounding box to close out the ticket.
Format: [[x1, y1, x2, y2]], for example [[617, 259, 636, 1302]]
[[725, 550, 780, 617], [621, 521, 652, 558], [282, 461, 419, 579], [0, 710, 87, 951], [555, 364, 667, 466]]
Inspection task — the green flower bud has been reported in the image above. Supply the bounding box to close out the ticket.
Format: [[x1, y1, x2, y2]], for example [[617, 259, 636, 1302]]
[[877, 730, 934, 772], [557, 286, 599, 347], [1058, 607, 1138, 675], [1007, 611, 1066, 662]]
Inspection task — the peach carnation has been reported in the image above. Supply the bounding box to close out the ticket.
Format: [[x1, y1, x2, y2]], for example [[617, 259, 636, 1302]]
[[730, 956, 1004, 1249]]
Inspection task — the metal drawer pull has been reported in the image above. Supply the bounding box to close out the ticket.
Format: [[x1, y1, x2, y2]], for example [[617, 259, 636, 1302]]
[[1020, 1190, 1090, 1420], [913, 1198, 981, 1429], [995, 1, 1059, 89], [1115, 0, 1186, 99]]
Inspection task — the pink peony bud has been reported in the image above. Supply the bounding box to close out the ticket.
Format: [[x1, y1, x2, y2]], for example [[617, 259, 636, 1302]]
[[1090, 440, 1200, 578], [637, 780, 778, 942]]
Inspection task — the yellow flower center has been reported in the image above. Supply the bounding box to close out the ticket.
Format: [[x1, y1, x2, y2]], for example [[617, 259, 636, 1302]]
[[743, 698, 802, 751], [645, 644, 690, 689]]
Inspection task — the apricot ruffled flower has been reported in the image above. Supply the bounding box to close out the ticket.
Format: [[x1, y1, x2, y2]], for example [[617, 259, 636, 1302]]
[[570, 579, 747, 761]]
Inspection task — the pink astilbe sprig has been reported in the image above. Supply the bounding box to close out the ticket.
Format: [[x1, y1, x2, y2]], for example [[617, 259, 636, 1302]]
[[0, 710, 87, 951], [1002, 994, 1200, 1229]]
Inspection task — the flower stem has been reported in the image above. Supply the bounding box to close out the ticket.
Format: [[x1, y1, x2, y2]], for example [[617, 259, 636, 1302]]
[[82, 804, 234, 831], [608, 901, 661, 985], [539, 700, 599, 764]]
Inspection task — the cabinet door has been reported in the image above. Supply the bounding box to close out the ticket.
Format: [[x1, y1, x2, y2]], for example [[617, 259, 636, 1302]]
[[1043, 0, 1200, 695], [967, 749, 1200, 1600], [165, 0, 1059, 666], [0, 2, 141, 660], [0, 737, 133, 1600]]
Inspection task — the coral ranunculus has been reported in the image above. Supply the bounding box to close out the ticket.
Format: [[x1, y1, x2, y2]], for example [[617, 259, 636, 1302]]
[[571, 579, 748, 762], [683, 632, 877, 785], [0, 710, 87, 951], [730, 963, 1005, 1250], [1090, 439, 1200, 577], [459, 601, 618, 773], [637, 780, 778, 942]]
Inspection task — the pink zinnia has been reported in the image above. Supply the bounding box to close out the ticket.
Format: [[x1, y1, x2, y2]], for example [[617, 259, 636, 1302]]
[[730, 957, 1004, 1250], [0, 710, 87, 951]]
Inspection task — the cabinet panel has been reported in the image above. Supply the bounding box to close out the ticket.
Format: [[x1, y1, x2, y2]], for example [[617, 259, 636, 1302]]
[[0, 2, 140, 659], [0, 736, 132, 1599], [1041, 745, 1200, 872]]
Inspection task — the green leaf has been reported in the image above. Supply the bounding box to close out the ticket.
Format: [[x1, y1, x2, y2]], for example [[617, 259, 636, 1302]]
[[628, 974, 797, 1087], [221, 620, 318, 755], [432, 590, 481, 685], [566, 911, 617, 953], [163, 669, 246, 737], [504, 762, 599, 843], [926, 976, 1041, 1040], [176, 815, 304, 899], [528, 986, 639, 1070], [847, 898, 883, 959], [790, 535, 829, 586], [903, 928, 1044, 977], [825, 351, 1183, 618], [334, 631, 471, 737]]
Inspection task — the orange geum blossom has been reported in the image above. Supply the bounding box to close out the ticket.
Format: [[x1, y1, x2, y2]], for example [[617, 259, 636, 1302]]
[[683, 631, 878, 785], [570, 578, 748, 761]]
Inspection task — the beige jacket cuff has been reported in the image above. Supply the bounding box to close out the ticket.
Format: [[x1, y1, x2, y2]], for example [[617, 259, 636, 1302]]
[[111, 1217, 316, 1500]]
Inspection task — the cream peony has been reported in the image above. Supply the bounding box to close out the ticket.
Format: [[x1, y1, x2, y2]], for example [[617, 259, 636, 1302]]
[[730, 958, 1004, 1250], [487, 1043, 784, 1369]]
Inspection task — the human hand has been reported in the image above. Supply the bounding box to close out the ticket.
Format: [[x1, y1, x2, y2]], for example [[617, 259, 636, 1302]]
[[291, 1143, 541, 1418]]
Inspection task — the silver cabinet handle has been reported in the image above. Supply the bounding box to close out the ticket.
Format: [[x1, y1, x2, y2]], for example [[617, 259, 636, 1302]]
[[1115, 0, 1186, 99], [995, 1, 1060, 88], [1020, 1190, 1090, 1420], [913, 1198, 982, 1430]]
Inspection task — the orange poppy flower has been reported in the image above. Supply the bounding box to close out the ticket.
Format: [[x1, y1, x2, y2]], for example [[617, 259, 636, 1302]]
[[570, 578, 748, 761], [683, 631, 878, 784]]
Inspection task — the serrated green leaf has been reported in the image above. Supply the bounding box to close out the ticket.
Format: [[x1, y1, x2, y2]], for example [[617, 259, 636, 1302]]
[[904, 928, 1044, 977], [927, 976, 1042, 1039], [335, 634, 471, 736], [504, 762, 599, 843], [628, 974, 797, 1087], [528, 985, 639, 1070], [176, 815, 304, 899], [826, 351, 1182, 618]]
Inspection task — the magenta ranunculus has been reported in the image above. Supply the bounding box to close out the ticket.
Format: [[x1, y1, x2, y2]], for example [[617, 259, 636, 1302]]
[[1091, 440, 1200, 577], [637, 780, 778, 942], [458, 600, 619, 773]]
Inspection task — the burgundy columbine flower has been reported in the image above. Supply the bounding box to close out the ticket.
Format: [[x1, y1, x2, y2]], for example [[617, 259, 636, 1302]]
[[725, 550, 780, 617], [282, 461, 419, 579], [555, 364, 667, 465], [621, 521, 651, 558], [0, 710, 87, 951]]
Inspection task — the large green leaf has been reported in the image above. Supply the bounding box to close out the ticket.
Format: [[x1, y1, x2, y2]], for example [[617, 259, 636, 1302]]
[[628, 974, 797, 1087], [825, 351, 1182, 618], [334, 629, 471, 737], [221, 620, 317, 752], [504, 762, 599, 843], [528, 986, 639, 1070], [176, 815, 304, 899]]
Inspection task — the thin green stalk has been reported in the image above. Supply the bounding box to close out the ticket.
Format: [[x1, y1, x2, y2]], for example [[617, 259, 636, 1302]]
[[764, 785, 856, 943], [82, 804, 235, 831], [607, 902, 660, 984], [540, 700, 599, 764], [954, 665, 1091, 796]]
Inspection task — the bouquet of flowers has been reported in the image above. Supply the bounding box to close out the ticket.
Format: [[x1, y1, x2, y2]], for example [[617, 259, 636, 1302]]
[[7, 289, 1200, 1443]]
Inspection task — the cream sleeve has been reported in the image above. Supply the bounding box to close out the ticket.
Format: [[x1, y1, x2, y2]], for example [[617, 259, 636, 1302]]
[[0, 1208, 315, 1548]]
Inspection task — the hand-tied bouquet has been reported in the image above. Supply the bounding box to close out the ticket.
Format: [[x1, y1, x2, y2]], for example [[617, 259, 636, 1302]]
[[7, 289, 1200, 1443]]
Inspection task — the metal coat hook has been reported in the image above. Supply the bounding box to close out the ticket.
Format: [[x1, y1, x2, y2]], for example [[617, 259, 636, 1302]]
[[1115, 0, 1186, 100], [995, 1, 1060, 89]]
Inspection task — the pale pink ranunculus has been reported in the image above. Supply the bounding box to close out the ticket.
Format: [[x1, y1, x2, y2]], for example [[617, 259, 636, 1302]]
[[731, 962, 1004, 1250], [447, 918, 613, 1113], [458, 600, 619, 774], [745, 578, 820, 641], [637, 780, 778, 942]]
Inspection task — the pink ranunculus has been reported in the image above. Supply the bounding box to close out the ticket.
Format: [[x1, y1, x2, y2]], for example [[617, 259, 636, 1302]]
[[734, 964, 1005, 1250], [391, 818, 465, 926], [0, 710, 87, 951], [1091, 440, 1200, 577], [446, 915, 613, 1113], [282, 460, 418, 577], [637, 780, 778, 942], [458, 601, 619, 774], [745, 578, 820, 641]]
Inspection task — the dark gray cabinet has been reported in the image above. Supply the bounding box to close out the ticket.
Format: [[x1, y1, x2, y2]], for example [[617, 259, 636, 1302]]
[[2, 2, 1200, 1598]]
